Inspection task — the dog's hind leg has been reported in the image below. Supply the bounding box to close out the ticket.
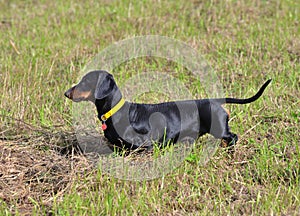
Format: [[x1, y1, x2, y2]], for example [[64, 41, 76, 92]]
[[209, 106, 238, 149]]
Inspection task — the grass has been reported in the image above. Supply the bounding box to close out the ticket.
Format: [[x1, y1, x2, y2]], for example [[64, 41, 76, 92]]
[[0, 0, 299, 215]]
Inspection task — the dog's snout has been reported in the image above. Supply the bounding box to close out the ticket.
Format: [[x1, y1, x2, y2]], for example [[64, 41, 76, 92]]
[[64, 87, 74, 99]]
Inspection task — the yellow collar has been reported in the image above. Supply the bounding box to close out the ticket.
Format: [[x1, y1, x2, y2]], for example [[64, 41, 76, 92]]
[[100, 98, 125, 122]]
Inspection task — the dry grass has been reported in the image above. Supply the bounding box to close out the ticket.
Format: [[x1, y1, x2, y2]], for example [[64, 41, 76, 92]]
[[0, 130, 92, 215]]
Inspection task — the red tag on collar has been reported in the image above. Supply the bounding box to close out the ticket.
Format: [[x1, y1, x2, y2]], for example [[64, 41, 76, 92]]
[[101, 123, 107, 130]]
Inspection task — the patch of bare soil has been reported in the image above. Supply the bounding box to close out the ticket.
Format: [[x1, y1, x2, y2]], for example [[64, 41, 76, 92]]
[[0, 133, 93, 215]]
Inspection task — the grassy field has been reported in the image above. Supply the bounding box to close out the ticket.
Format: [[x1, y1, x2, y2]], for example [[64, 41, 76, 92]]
[[0, 0, 299, 215]]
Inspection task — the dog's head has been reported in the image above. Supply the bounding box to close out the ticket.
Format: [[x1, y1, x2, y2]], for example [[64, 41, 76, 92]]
[[64, 70, 119, 103]]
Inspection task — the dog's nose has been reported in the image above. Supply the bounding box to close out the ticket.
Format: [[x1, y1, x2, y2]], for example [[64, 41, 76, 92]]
[[64, 87, 73, 99]]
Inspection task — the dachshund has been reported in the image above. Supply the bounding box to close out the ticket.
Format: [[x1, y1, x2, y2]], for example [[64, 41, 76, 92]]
[[65, 70, 271, 151]]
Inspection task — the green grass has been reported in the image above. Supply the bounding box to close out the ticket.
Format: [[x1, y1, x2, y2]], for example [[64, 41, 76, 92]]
[[0, 0, 299, 215]]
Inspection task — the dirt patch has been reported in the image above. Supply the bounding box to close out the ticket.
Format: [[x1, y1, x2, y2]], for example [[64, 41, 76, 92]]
[[0, 133, 93, 215]]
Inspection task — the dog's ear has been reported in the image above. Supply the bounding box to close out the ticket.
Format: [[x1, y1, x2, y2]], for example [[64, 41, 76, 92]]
[[94, 73, 117, 99]]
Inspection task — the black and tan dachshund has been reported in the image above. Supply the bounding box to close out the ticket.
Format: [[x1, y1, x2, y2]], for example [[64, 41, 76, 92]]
[[65, 70, 271, 151]]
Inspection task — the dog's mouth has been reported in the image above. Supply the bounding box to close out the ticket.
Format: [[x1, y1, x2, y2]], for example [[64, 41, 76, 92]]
[[70, 97, 84, 102]]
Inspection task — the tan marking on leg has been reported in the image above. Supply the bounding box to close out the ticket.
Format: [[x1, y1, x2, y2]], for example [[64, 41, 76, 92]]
[[220, 139, 228, 148], [222, 105, 230, 117]]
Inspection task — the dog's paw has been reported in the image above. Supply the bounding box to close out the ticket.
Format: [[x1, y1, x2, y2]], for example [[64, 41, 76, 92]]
[[220, 133, 238, 153]]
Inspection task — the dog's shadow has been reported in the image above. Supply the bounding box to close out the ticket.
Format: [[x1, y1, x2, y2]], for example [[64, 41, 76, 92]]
[[53, 129, 222, 180]]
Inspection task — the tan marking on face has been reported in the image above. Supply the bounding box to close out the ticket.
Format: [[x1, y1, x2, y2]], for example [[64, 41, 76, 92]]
[[73, 89, 92, 100]]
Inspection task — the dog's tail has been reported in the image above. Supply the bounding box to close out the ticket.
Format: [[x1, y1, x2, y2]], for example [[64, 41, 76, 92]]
[[212, 79, 272, 104]]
